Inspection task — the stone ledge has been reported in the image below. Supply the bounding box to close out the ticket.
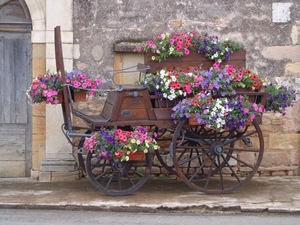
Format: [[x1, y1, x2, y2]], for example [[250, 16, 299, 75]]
[[259, 166, 299, 171], [113, 40, 143, 52]]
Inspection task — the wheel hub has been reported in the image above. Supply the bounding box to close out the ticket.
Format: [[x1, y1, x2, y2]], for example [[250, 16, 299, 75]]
[[113, 161, 125, 171], [211, 142, 224, 155]]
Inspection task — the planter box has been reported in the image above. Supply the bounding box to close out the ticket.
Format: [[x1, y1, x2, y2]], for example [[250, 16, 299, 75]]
[[144, 50, 246, 73]]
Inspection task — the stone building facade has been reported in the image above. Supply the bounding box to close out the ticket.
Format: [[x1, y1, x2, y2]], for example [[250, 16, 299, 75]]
[[1, 0, 298, 180]]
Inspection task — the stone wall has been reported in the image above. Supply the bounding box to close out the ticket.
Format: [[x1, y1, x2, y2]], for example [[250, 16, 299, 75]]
[[73, 0, 300, 176]]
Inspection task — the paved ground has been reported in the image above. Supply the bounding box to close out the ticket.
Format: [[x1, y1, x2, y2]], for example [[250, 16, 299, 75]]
[[0, 176, 300, 213]]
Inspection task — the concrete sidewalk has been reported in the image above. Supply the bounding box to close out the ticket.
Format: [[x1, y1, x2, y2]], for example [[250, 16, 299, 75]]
[[0, 176, 300, 213]]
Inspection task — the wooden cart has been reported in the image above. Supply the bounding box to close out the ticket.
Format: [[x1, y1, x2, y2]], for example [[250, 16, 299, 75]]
[[55, 26, 267, 196]]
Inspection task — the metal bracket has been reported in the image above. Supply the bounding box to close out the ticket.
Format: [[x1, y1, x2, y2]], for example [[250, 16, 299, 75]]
[[128, 91, 138, 97]]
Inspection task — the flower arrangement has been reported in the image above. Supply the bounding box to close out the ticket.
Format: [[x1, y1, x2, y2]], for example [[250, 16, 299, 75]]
[[141, 66, 200, 100], [140, 62, 264, 100], [27, 72, 62, 104], [66, 70, 102, 97], [83, 126, 160, 162], [263, 82, 297, 115], [226, 63, 264, 90], [171, 93, 264, 129], [27, 69, 103, 104], [135, 31, 244, 63]]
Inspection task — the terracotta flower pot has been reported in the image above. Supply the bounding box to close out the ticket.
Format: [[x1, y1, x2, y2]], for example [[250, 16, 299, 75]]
[[188, 115, 201, 126], [73, 90, 87, 102], [128, 150, 145, 161], [51, 92, 63, 104]]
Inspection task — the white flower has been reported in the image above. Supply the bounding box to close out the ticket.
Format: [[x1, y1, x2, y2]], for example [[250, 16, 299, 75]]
[[170, 75, 177, 81]]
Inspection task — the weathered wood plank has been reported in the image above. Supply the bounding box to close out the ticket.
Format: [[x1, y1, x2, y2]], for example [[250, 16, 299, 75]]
[[0, 161, 26, 177], [0, 127, 25, 160], [1, 36, 30, 124]]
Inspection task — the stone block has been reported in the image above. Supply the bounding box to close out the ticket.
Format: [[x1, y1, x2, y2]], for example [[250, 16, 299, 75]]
[[51, 171, 80, 182], [46, 0, 73, 30], [288, 170, 299, 176], [260, 151, 292, 167], [39, 171, 51, 182], [269, 133, 299, 150], [30, 169, 39, 179], [291, 150, 300, 165], [272, 3, 293, 23], [286, 62, 300, 76], [161, 167, 174, 175], [261, 45, 300, 61], [150, 166, 161, 174], [271, 171, 287, 176]]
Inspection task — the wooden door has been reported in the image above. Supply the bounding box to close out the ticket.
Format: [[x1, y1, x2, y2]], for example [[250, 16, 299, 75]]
[[0, 31, 32, 177]]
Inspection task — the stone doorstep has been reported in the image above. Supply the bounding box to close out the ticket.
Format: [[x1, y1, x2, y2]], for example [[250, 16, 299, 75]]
[[39, 171, 80, 182]]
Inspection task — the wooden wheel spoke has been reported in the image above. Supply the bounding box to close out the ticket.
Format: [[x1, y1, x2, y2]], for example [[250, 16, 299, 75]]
[[223, 130, 258, 146], [224, 146, 260, 153], [178, 148, 210, 167], [188, 152, 213, 181], [224, 151, 255, 169], [204, 154, 217, 189], [105, 170, 116, 189], [94, 167, 113, 181], [220, 154, 241, 183], [217, 155, 224, 190]]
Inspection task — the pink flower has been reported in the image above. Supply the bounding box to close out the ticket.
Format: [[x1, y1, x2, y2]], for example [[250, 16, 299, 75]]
[[259, 105, 264, 113], [184, 48, 190, 55], [213, 62, 220, 70], [82, 83, 88, 89], [72, 80, 81, 88], [243, 108, 249, 114], [253, 103, 258, 111], [40, 83, 47, 89]]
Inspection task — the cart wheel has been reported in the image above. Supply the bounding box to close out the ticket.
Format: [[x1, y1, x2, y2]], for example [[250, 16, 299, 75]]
[[172, 118, 264, 194], [85, 150, 152, 196], [153, 127, 178, 175], [77, 130, 92, 173]]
